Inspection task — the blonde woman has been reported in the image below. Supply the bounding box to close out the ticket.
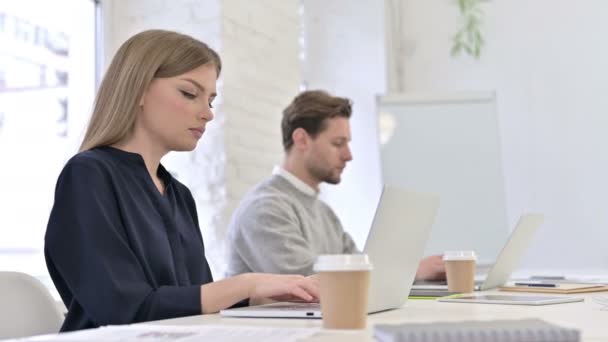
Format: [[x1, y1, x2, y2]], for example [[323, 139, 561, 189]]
[[44, 30, 318, 332]]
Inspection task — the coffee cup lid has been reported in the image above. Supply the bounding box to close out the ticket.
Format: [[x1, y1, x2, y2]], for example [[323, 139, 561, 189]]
[[443, 250, 477, 261], [313, 254, 373, 272]]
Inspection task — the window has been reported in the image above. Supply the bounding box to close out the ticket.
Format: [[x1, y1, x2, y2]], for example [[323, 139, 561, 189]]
[[0, 12, 5, 33], [14, 18, 35, 44], [34, 26, 47, 47], [0, 0, 99, 296]]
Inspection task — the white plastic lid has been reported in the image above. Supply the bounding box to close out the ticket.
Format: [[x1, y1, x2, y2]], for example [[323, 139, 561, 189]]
[[313, 254, 373, 272], [443, 250, 477, 261]]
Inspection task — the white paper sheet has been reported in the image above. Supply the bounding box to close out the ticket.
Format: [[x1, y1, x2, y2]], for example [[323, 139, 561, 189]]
[[19, 324, 319, 342]]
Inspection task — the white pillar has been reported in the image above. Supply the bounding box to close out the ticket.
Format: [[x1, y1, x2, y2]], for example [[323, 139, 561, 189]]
[[302, 0, 386, 248]]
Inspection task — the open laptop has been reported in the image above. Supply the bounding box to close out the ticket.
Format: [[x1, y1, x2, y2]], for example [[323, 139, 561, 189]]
[[220, 185, 440, 318], [412, 213, 544, 292]]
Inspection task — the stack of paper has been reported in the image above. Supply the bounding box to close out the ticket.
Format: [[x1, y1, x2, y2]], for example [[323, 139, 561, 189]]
[[15, 324, 319, 342]]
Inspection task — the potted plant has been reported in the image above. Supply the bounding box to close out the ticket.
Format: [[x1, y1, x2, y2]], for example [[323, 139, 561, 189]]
[[451, 0, 487, 59]]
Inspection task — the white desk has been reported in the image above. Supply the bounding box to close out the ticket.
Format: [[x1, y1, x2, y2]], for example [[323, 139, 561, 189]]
[[151, 291, 608, 342]]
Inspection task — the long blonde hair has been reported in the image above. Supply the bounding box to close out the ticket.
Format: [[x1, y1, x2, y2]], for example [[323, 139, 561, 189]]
[[80, 30, 221, 151]]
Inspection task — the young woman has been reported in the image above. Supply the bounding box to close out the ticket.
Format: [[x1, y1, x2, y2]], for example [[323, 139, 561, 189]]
[[45, 29, 318, 332]]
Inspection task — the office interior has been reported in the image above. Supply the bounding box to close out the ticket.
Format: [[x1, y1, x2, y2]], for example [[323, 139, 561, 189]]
[[1, 0, 607, 340]]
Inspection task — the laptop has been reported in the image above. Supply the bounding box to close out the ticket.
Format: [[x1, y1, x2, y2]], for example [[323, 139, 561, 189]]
[[412, 213, 544, 292], [220, 185, 440, 318]]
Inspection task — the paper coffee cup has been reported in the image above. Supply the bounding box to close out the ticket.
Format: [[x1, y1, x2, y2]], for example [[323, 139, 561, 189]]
[[443, 251, 477, 293], [313, 254, 373, 329]]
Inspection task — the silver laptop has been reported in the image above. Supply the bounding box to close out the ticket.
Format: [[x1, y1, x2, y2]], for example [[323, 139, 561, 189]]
[[412, 213, 544, 292], [220, 185, 440, 318]]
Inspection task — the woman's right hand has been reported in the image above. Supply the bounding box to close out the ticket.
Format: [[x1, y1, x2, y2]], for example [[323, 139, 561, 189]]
[[246, 273, 320, 303]]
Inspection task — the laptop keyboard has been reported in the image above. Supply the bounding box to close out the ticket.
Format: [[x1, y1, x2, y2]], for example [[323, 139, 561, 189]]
[[414, 280, 448, 286], [414, 280, 483, 286], [260, 302, 321, 311]]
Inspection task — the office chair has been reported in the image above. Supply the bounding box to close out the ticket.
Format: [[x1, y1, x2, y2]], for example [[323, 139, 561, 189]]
[[0, 271, 64, 339]]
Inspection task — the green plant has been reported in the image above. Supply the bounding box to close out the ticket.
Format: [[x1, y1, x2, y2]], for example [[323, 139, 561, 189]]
[[451, 0, 485, 59]]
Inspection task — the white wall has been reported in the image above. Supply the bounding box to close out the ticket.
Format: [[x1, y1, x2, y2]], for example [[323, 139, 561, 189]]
[[302, 0, 386, 249], [396, 0, 608, 272]]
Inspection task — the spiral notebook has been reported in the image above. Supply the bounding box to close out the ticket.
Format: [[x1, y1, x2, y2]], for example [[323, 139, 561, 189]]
[[374, 319, 580, 342]]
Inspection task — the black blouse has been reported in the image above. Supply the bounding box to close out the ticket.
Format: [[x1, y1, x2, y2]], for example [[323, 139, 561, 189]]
[[45, 146, 213, 331]]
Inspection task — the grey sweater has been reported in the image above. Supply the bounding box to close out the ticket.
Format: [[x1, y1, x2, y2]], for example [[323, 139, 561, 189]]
[[226, 175, 357, 276]]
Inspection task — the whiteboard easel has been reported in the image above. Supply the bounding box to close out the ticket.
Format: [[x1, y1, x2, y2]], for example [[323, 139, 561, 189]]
[[377, 91, 508, 263]]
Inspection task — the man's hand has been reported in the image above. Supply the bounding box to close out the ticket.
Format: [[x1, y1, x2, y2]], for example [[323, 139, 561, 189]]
[[415, 255, 446, 281]]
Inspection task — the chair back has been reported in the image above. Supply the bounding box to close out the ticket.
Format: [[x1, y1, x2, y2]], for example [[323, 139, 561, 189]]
[[0, 271, 64, 339]]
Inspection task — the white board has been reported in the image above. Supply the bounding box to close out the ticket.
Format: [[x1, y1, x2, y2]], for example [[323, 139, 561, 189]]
[[377, 92, 508, 262]]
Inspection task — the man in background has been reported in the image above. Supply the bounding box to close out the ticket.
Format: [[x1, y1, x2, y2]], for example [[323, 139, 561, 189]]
[[226, 90, 445, 280]]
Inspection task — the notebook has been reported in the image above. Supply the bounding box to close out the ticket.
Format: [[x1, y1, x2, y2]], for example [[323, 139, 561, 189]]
[[500, 282, 608, 294], [374, 319, 580, 342], [220, 185, 439, 318], [412, 213, 544, 292], [437, 294, 584, 305]]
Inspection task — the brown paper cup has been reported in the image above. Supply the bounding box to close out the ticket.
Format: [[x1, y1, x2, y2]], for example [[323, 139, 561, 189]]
[[443, 251, 477, 293], [314, 254, 373, 329]]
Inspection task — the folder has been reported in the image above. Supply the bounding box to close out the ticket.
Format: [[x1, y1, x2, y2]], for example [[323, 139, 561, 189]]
[[499, 282, 608, 294]]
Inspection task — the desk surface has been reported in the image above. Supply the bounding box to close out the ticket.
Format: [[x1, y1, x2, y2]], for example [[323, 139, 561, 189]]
[[151, 291, 608, 342]]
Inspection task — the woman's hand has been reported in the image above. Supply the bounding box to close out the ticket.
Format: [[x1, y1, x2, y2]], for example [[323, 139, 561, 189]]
[[247, 273, 319, 303], [200, 273, 319, 314]]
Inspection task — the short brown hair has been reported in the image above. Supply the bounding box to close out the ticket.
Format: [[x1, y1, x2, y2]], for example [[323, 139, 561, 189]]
[[281, 90, 352, 151]]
